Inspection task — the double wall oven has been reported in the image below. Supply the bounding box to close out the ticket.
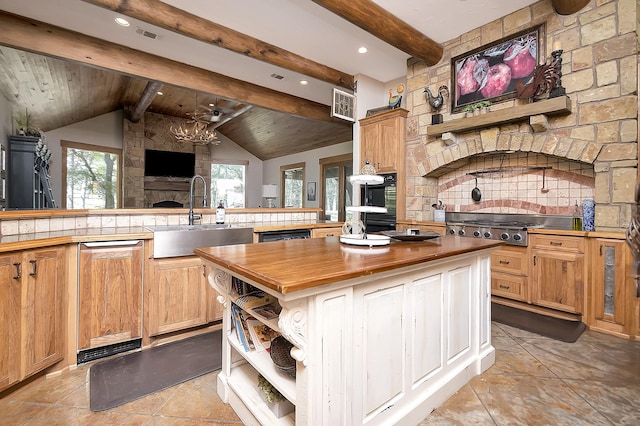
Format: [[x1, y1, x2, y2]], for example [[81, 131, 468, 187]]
[[360, 172, 397, 232]]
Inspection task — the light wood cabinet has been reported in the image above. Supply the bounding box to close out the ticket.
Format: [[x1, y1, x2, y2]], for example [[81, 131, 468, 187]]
[[78, 241, 143, 350], [491, 246, 528, 302], [311, 227, 342, 238], [0, 252, 22, 391], [530, 235, 584, 314], [147, 255, 218, 336], [0, 246, 65, 391], [359, 108, 407, 174], [359, 108, 407, 221], [588, 237, 636, 337]]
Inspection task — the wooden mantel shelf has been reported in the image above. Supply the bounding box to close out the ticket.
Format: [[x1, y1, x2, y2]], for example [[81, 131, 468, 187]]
[[427, 96, 572, 138]]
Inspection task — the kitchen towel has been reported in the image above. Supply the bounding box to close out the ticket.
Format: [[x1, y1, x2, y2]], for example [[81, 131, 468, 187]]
[[582, 199, 595, 231], [90, 330, 222, 411]]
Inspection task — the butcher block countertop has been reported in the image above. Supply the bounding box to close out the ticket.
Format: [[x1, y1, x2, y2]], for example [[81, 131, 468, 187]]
[[195, 235, 502, 295]]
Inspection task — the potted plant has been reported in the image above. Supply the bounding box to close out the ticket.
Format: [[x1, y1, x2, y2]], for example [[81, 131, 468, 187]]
[[257, 374, 294, 417], [13, 109, 42, 137], [478, 100, 492, 114], [462, 104, 476, 118]]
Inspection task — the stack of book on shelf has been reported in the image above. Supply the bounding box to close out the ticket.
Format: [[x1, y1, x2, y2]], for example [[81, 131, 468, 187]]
[[231, 277, 282, 353]]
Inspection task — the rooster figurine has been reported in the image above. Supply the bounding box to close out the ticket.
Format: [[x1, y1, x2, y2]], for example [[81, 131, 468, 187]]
[[388, 88, 402, 109], [515, 61, 559, 100], [424, 85, 449, 112]]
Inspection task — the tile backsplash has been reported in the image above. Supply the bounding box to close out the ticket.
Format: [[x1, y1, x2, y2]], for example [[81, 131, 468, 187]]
[[436, 153, 595, 215], [0, 210, 320, 236]]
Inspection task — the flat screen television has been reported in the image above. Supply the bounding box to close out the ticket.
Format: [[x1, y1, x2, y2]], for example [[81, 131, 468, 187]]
[[144, 149, 195, 178]]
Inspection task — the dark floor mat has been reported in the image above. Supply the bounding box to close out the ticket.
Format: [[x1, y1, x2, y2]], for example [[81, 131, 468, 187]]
[[90, 330, 222, 411], [492, 302, 586, 343]]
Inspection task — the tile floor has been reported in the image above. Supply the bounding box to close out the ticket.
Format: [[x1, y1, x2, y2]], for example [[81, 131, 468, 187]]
[[2, 323, 640, 425]]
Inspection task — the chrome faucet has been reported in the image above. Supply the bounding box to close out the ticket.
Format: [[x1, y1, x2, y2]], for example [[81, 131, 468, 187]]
[[188, 175, 208, 225]]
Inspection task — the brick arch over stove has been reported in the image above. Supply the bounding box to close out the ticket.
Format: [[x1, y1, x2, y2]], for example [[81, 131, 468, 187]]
[[406, 125, 604, 218], [412, 127, 602, 178]]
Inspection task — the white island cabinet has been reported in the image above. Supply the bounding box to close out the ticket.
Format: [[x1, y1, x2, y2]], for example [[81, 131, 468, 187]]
[[197, 236, 500, 425]]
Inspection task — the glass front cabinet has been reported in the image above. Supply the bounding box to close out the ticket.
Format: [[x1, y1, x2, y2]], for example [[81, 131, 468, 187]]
[[589, 237, 636, 337]]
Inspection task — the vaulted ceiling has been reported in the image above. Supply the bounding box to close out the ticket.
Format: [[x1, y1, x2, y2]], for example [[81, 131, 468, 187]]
[[0, 0, 582, 160]]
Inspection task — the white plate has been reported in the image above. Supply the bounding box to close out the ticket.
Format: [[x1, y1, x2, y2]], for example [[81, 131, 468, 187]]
[[349, 174, 384, 185], [339, 234, 391, 246], [346, 206, 387, 214]]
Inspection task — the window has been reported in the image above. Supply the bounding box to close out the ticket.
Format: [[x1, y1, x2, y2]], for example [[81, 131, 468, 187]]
[[211, 161, 247, 208], [62, 141, 121, 209], [280, 162, 305, 208], [320, 154, 353, 222]]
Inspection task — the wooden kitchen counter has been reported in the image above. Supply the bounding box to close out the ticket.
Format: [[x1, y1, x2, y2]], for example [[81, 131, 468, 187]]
[[195, 235, 502, 294], [0, 226, 153, 252]]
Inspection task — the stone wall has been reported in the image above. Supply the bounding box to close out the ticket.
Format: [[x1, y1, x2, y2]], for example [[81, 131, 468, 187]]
[[404, 0, 637, 231], [122, 109, 211, 208]]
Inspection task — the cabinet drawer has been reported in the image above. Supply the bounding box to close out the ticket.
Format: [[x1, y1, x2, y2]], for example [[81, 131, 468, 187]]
[[311, 227, 341, 238], [491, 248, 527, 275], [491, 272, 527, 301], [530, 235, 584, 253]]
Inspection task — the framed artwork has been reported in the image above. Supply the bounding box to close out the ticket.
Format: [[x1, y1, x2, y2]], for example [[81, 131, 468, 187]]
[[451, 24, 544, 113], [306, 182, 316, 201]]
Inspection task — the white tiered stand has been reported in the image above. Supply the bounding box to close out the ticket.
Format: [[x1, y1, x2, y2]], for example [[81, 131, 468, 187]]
[[341, 174, 391, 247]]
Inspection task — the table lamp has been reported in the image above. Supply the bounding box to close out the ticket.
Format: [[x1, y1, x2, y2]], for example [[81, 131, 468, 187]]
[[262, 184, 277, 208]]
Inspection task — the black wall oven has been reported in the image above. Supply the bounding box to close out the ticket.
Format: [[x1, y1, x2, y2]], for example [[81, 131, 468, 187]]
[[360, 173, 396, 232]]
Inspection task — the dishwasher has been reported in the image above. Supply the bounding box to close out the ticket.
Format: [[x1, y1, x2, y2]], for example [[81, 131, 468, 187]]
[[258, 228, 311, 242]]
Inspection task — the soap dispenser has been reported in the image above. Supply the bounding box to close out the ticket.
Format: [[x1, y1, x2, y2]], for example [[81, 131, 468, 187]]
[[216, 200, 226, 224], [572, 200, 582, 231]]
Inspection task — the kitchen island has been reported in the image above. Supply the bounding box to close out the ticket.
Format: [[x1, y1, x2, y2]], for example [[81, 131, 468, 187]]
[[196, 235, 502, 425]]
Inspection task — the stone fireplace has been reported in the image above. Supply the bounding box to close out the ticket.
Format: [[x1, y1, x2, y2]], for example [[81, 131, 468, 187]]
[[404, 0, 637, 232], [122, 110, 212, 208]]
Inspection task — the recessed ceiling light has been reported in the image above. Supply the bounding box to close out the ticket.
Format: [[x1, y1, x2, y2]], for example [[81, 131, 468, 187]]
[[115, 17, 130, 27], [157, 91, 163, 96], [358, 47, 368, 54], [300, 80, 309, 85]]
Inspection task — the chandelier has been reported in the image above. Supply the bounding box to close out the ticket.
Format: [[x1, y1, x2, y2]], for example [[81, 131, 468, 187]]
[[169, 93, 220, 145]]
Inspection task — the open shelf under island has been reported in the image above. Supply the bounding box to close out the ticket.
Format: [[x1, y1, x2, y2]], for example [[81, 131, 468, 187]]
[[196, 235, 502, 425]]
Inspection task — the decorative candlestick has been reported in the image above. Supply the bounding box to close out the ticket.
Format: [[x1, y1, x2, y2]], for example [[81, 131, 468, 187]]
[[548, 49, 566, 98]]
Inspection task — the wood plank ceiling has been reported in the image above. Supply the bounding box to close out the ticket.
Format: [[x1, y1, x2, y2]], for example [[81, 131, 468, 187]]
[[0, 45, 353, 160]]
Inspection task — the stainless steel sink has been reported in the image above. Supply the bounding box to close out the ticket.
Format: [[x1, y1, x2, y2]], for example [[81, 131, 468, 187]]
[[148, 224, 254, 258]]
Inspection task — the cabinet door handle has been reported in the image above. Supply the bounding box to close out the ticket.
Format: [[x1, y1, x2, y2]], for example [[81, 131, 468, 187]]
[[202, 264, 207, 278], [600, 244, 603, 256], [550, 241, 562, 246], [12, 262, 21, 279], [499, 260, 510, 265], [533, 256, 536, 266], [499, 285, 510, 289], [29, 259, 37, 276], [82, 240, 141, 248]]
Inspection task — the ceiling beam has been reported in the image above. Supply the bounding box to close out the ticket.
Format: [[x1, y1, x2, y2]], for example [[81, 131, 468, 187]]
[[0, 11, 348, 125], [81, 0, 354, 90], [551, 0, 591, 15], [310, 0, 443, 66], [128, 81, 163, 123]]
